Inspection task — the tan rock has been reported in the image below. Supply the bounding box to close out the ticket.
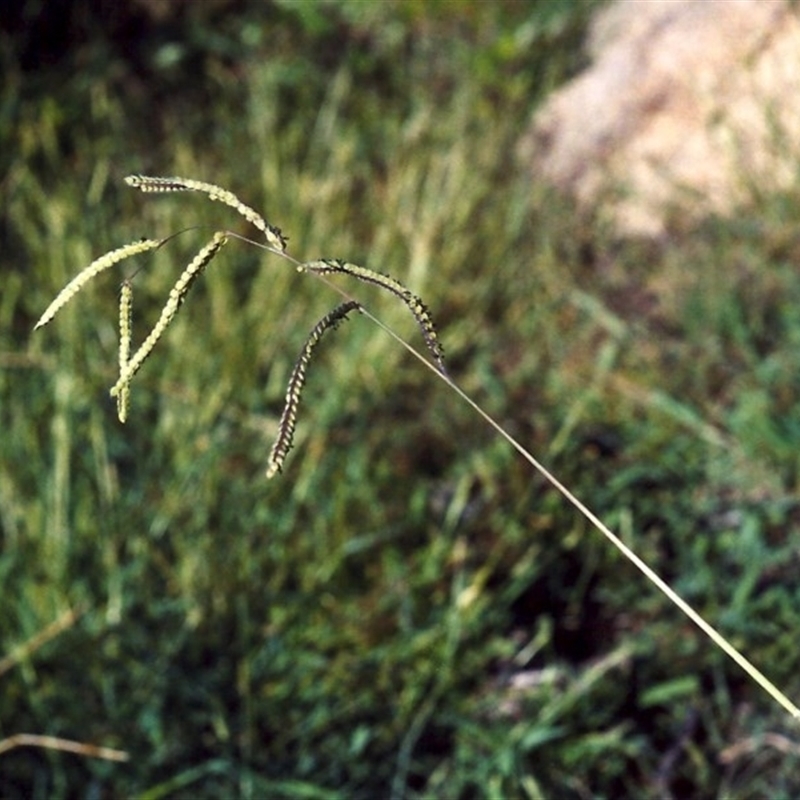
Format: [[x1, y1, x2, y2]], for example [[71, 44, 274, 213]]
[[520, 0, 800, 237]]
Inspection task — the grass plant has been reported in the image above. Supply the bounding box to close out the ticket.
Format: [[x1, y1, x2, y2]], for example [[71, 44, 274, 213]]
[[3, 2, 800, 797]]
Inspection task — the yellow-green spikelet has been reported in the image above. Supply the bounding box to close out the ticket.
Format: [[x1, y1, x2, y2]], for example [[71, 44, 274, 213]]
[[110, 232, 228, 397]]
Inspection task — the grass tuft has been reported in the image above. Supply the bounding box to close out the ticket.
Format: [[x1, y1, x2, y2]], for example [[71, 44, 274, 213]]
[[6, 3, 800, 797]]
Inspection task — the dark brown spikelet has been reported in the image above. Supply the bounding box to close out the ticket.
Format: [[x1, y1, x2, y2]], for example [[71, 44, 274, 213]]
[[266, 301, 362, 478], [299, 259, 445, 374]]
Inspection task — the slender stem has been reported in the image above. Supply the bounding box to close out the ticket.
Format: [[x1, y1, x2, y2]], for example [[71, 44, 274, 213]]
[[229, 231, 800, 721], [362, 302, 800, 721]]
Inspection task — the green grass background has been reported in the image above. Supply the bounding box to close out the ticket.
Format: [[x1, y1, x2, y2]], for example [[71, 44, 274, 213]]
[[2, 1, 800, 797]]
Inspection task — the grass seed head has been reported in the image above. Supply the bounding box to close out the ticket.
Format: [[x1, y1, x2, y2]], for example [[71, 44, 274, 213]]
[[34, 238, 162, 331], [266, 301, 362, 478], [125, 175, 287, 252], [116, 280, 133, 423]]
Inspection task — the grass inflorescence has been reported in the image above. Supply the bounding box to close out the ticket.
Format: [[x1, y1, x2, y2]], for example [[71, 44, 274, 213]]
[[266, 300, 362, 479], [37, 177, 446, 478], [116, 280, 132, 423], [108, 229, 229, 403], [33, 238, 163, 331]]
